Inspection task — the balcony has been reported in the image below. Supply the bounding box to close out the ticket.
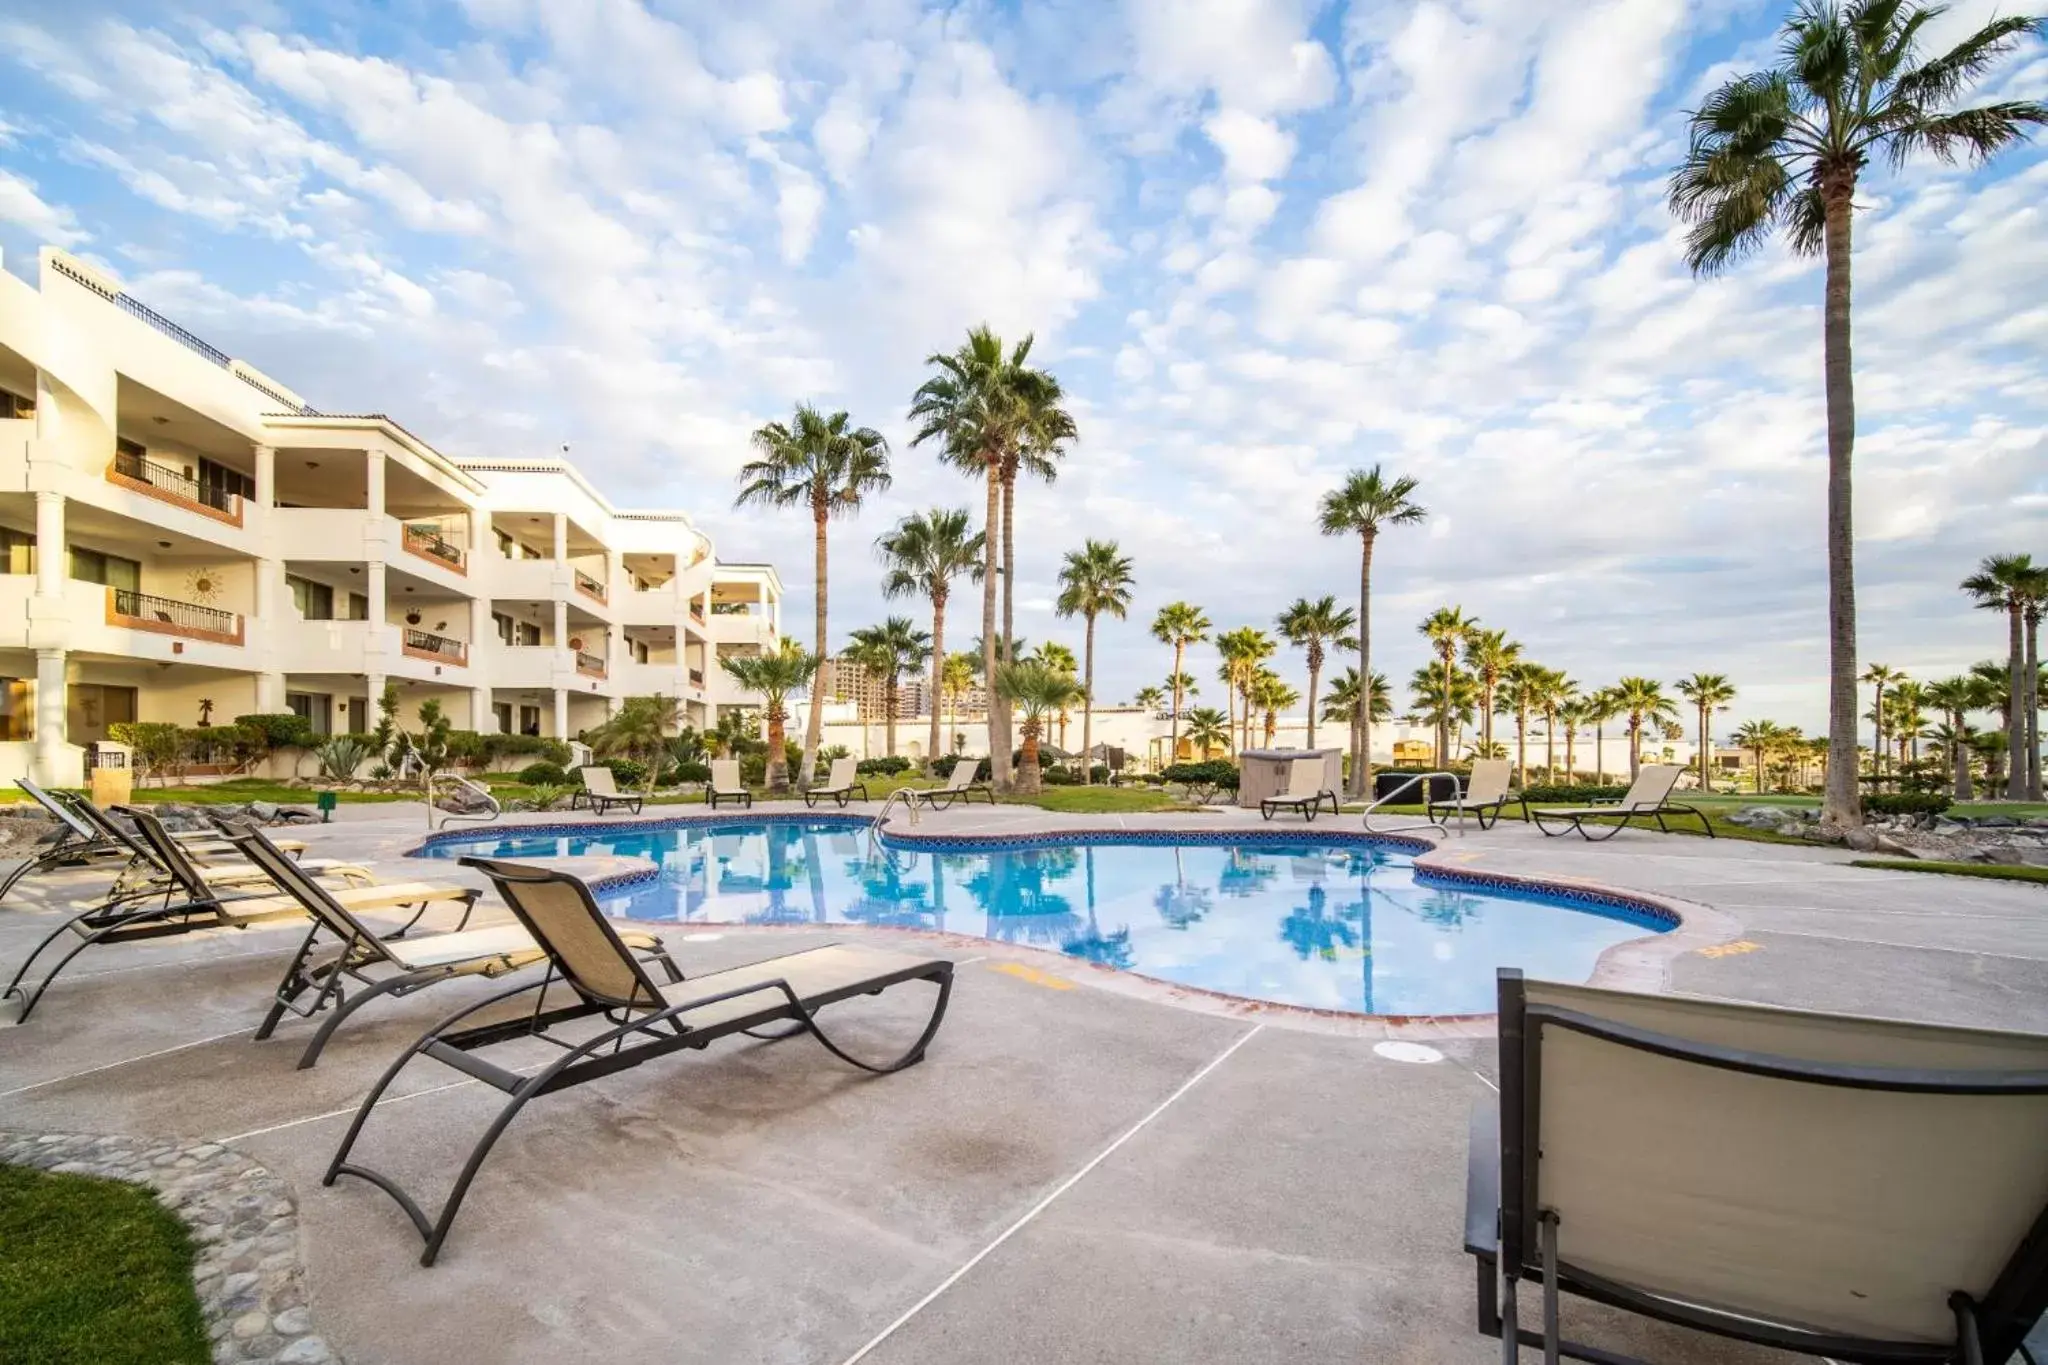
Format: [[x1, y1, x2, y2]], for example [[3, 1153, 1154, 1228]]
[[689, 667, 705, 688], [402, 629, 467, 666], [402, 524, 467, 575], [574, 568, 607, 604], [107, 449, 244, 527], [575, 650, 607, 679], [106, 587, 244, 646]]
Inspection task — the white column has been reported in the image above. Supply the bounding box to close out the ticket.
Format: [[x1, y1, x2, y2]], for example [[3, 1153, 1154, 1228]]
[[472, 687, 493, 733], [253, 444, 275, 511], [365, 450, 386, 518], [366, 561, 387, 626], [552, 688, 569, 739], [552, 600, 568, 648], [551, 514, 568, 562], [366, 672, 386, 731], [34, 491, 63, 598], [32, 648, 68, 784]]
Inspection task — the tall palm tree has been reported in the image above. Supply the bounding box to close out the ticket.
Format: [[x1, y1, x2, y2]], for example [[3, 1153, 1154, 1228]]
[[1134, 685, 1165, 712], [1251, 671, 1298, 747], [1585, 686, 1623, 784], [1535, 668, 1575, 783], [1962, 554, 2040, 800], [844, 617, 932, 760], [1497, 662, 1538, 785], [1152, 603, 1211, 760], [996, 661, 1086, 794], [1056, 540, 1135, 784], [735, 404, 891, 786], [1887, 679, 1930, 772], [1318, 467, 1426, 796], [1030, 641, 1080, 750], [941, 650, 978, 755], [717, 641, 818, 792], [1409, 663, 1478, 757], [1860, 662, 1902, 787], [1733, 718, 1783, 795], [877, 507, 984, 770], [1215, 628, 1275, 754], [1322, 668, 1392, 744], [1670, 1, 2046, 828], [1923, 675, 1981, 799], [1183, 706, 1231, 759], [1277, 596, 1355, 751], [1419, 606, 1477, 767], [1676, 673, 1737, 793], [1612, 677, 1679, 779], [1556, 695, 1594, 784], [910, 326, 1071, 791], [1463, 628, 1521, 755]]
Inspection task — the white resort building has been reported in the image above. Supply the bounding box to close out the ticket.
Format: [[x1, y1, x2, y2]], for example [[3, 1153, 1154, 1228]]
[[0, 246, 782, 786]]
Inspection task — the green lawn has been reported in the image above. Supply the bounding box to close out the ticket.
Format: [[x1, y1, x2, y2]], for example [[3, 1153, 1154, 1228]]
[[0, 1165, 209, 1365], [999, 786, 1186, 814], [1849, 859, 2048, 885]]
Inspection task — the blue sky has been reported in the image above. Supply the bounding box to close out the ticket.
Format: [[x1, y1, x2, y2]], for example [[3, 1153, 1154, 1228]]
[[2, 0, 2043, 735]]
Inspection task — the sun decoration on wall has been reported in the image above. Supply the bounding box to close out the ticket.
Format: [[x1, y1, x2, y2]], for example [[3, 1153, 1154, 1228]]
[[183, 567, 226, 604]]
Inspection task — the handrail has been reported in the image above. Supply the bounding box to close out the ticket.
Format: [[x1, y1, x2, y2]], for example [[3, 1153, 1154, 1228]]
[[1360, 770, 1464, 837], [867, 786, 921, 862], [428, 772, 501, 830]]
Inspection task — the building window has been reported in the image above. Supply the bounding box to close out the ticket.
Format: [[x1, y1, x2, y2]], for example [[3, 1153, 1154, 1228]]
[[492, 702, 512, 734], [288, 574, 335, 620], [286, 692, 332, 736], [492, 611, 515, 644], [69, 546, 141, 591], [1, 526, 33, 575], [518, 705, 541, 736], [346, 592, 369, 621], [67, 684, 138, 745], [198, 457, 254, 504], [0, 385, 34, 419], [0, 677, 28, 740]]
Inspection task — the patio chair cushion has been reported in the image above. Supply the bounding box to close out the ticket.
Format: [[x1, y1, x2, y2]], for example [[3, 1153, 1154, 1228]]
[[652, 943, 947, 1033]]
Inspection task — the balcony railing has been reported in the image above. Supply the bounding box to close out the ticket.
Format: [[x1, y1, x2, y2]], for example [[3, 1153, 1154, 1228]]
[[575, 650, 607, 678], [688, 668, 705, 688], [107, 449, 245, 526], [403, 629, 467, 665], [402, 524, 467, 573], [106, 588, 244, 645], [574, 569, 607, 604]]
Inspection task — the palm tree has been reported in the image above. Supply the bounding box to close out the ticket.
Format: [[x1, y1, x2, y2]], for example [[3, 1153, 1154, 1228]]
[[1534, 668, 1575, 783], [996, 661, 1086, 794], [1962, 554, 2040, 800], [587, 694, 681, 796], [1924, 675, 1981, 799], [1276, 596, 1356, 751], [1056, 540, 1135, 784], [1183, 706, 1231, 759], [2026, 564, 2048, 801], [1419, 607, 1477, 767], [1134, 685, 1166, 713], [1497, 662, 1538, 785], [1029, 642, 1080, 750], [1409, 663, 1477, 757], [910, 326, 1071, 792], [844, 618, 932, 759], [941, 650, 978, 754], [1215, 627, 1275, 754], [877, 507, 983, 770], [717, 641, 818, 792], [1251, 671, 1298, 747], [1732, 719, 1782, 794], [1318, 467, 1426, 796], [1860, 662, 1902, 787], [1151, 602, 1211, 761], [1585, 687, 1623, 784], [1556, 695, 1594, 784], [1322, 668, 1393, 746], [735, 404, 891, 787], [1670, 2, 2046, 828], [1676, 673, 1737, 793], [1463, 628, 1521, 756], [1612, 677, 1679, 779], [1887, 680, 1929, 773]]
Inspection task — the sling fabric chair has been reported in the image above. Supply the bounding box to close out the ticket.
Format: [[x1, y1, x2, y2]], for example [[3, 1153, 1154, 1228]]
[[1528, 764, 1711, 841], [1427, 759, 1529, 831], [571, 766, 644, 816], [2, 780, 297, 903], [1466, 969, 2048, 1365], [803, 756, 870, 809], [706, 759, 751, 809], [913, 758, 995, 811], [1259, 757, 1340, 821], [325, 856, 954, 1265], [3, 810, 458, 1023], [223, 823, 679, 1068]]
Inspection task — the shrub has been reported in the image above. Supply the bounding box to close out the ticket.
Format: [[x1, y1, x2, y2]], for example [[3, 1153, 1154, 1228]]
[[601, 758, 647, 787], [313, 735, 372, 781], [108, 721, 186, 785], [524, 784, 569, 812], [1040, 764, 1079, 785], [1521, 783, 1631, 804], [1865, 792, 1952, 817], [1160, 760, 1240, 802], [856, 756, 913, 777], [739, 754, 767, 786], [234, 713, 315, 752], [518, 761, 570, 786], [671, 760, 712, 785], [1089, 764, 1111, 784]]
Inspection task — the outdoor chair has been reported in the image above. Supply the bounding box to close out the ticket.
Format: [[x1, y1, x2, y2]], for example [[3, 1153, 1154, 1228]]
[[804, 756, 870, 809], [1466, 968, 2048, 1365], [222, 823, 678, 1068], [707, 759, 751, 809], [3, 809, 469, 1023], [571, 766, 644, 816], [1260, 756, 1339, 821], [1528, 764, 1711, 841], [2, 780, 307, 904], [913, 759, 995, 811], [1427, 759, 1529, 830], [324, 857, 954, 1265]]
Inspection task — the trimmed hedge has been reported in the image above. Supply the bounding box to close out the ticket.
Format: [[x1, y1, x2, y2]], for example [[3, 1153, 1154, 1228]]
[[1521, 783, 1631, 803], [1864, 792, 1952, 817], [857, 756, 913, 777], [517, 762, 571, 786]]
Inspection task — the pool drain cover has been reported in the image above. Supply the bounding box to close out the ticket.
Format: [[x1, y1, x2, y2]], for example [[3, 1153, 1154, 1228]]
[[1372, 1042, 1444, 1065]]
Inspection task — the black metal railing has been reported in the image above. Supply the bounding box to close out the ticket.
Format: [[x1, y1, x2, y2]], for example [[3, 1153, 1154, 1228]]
[[404, 629, 466, 662], [574, 568, 607, 602], [110, 588, 241, 639], [403, 524, 467, 570], [110, 447, 243, 517], [575, 650, 607, 677]]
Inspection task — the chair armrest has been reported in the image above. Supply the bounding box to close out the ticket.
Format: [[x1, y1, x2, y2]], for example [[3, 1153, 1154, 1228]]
[[1463, 1097, 1501, 1258]]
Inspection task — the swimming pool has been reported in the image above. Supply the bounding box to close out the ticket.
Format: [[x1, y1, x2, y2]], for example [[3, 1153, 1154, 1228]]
[[415, 819, 1673, 1017]]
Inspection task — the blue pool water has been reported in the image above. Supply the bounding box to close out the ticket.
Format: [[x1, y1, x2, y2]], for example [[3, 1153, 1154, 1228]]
[[417, 820, 1670, 1017]]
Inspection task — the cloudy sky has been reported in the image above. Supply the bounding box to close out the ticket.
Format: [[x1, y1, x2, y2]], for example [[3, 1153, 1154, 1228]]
[[2, 0, 2042, 737]]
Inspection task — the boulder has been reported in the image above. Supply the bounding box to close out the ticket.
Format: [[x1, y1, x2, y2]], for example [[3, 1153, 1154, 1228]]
[[1871, 834, 1916, 857], [1843, 827, 1879, 852]]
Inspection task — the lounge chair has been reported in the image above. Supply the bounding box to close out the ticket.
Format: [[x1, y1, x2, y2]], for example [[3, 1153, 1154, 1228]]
[[1260, 756, 1339, 821], [1427, 758, 1528, 830], [1528, 764, 1710, 841], [804, 756, 869, 809], [707, 759, 751, 809], [571, 766, 644, 816], [324, 857, 954, 1265], [2, 780, 303, 904], [222, 823, 680, 1068], [1465, 968, 2048, 1365], [913, 759, 994, 811], [3, 810, 470, 1023]]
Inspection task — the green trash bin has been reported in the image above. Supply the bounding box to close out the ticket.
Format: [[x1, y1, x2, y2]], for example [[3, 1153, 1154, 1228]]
[[316, 791, 337, 824]]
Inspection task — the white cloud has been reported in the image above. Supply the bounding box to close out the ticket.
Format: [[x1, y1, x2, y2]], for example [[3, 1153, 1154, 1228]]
[[0, 167, 87, 246]]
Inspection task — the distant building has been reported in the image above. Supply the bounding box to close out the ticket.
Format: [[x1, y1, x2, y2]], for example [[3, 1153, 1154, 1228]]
[[828, 657, 930, 721]]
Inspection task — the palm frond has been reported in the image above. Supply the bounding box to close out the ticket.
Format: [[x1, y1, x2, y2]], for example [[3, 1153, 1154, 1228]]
[[1892, 14, 2046, 108], [1886, 100, 2048, 165]]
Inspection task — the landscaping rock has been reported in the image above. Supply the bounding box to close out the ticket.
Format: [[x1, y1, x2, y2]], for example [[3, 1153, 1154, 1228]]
[[1843, 827, 1879, 852]]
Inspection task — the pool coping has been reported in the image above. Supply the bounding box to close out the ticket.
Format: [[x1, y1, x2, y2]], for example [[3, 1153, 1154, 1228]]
[[405, 811, 1741, 1037]]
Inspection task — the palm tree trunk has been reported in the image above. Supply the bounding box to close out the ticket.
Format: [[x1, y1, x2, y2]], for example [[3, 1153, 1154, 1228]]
[[1872, 682, 1886, 790], [766, 706, 787, 790], [1819, 184, 1862, 828], [2023, 607, 2041, 801], [1595, 723, 1604, 784], [1355, 533, 1373, 797], [1543, 709, 1556, 780], [981, 464, 1008, 791], [1305, 650, 1320, 750], [1629, 718, 1642, 778], [884, 677, 898, 757], [1019, 720, 1041, 794], [1170, 640, 1185, 762], [1564, 727, 1576, 784], [1081, 613, 1097, 784], [927, 591, 946, 772], [1515, 711, 1527, 785], [802, 510, 828, 788]]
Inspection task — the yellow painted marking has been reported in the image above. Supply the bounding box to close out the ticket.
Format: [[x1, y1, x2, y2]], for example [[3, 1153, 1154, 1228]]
[[988, 962, 1075, 991], [1696, 939, 1762, 959]]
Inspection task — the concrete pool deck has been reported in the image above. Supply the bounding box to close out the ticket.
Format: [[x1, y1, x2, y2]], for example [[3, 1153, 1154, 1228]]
[[4, 801, 2045, 1363]]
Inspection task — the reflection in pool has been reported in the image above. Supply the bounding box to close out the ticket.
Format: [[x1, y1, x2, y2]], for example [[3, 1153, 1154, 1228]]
[[417, 821, 1669, 1017]]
